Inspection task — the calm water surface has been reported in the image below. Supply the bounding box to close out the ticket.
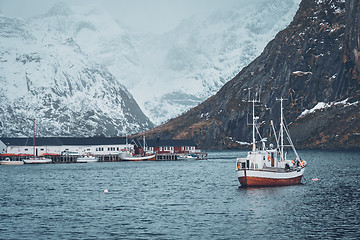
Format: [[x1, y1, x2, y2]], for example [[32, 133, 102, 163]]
[[1, 150, 359, 239]]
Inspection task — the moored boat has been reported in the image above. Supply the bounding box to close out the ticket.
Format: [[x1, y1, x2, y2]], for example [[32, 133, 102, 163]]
[[76, 155, 98, 163], [0, 157, 24, 165], [120, 153, 156, 161], [236, 98, 306, 187], [22, 119, 52, 164], [177, 154, 197, 160], [23, 157, 52, 164]]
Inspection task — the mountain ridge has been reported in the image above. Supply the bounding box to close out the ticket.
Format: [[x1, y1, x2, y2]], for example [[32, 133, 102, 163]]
[[142, 0, 360, 150]]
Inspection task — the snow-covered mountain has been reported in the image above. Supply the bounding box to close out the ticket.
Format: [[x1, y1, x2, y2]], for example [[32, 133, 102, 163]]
[[54, 0, 300, 125], [0, 11, 153, 137], [0, 0, 301, 137]]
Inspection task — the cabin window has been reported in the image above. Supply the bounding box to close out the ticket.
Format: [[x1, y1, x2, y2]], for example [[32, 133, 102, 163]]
[[255, 164, 258, 170], [159, 147, 162, 151], [241, 162, 246, 169], [40, 148, 44, 151], [25, 148, 28, 151], [263, 156, 265, 161]]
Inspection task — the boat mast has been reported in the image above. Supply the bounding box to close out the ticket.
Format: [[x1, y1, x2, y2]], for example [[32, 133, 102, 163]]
[[252, 99, 256, 152], [143, 132, 146, 152], [33, 118, 36, 157], [277, 98, 285, 161]]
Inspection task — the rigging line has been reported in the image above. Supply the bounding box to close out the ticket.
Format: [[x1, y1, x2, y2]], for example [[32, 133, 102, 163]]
[[283, 120, 300, 159]]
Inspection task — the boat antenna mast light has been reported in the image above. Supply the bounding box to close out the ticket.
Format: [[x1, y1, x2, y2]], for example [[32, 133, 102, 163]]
[[247, 88, 263, 152]]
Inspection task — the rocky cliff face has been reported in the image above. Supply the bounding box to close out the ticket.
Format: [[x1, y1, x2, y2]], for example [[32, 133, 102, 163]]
[[145, 0, 360, 150]]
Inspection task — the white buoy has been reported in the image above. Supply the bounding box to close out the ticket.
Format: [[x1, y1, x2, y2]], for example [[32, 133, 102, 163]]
[[104, 189, 109, 193]]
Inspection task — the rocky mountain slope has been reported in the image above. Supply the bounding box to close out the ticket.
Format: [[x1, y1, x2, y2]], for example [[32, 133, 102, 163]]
[[144, 0, 360, 150], [0, 13, 153, 137]]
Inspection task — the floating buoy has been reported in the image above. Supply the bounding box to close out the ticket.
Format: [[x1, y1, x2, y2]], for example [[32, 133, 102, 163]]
[[104, 189, 109, 193], [312, 178, 319, 181]]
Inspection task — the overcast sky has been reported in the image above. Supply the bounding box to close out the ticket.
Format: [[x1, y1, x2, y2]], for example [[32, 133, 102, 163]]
[[0, 0, 245, 33]]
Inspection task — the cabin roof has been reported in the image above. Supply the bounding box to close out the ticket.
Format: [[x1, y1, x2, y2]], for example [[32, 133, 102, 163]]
[[133, 138, 197, 148], [0, 137, 127, 146], [0, 137, 63, 146], [58, 137, 127, 146]]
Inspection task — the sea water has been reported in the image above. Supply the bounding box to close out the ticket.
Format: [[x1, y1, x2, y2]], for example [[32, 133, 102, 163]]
[[0, 150, 359, 239]]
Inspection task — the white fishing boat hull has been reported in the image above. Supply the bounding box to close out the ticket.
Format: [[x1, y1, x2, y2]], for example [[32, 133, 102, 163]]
[[76, 156, 98, 163], [236, 167, 305, 187], [23, 158, 52, 164], [121, 154, 156, 161], [177, 154, 197, 160]]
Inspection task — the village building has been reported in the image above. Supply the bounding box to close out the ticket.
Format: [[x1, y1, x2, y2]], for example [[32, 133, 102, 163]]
[[0, 137, 132, 156], [133, 138, 198, 155]]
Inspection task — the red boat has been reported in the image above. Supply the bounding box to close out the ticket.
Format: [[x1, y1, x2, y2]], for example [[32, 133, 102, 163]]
[[236, 98, 306, 187]]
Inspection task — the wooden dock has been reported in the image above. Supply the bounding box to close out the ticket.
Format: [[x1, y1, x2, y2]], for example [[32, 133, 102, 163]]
[[0, 152, 207, 164]]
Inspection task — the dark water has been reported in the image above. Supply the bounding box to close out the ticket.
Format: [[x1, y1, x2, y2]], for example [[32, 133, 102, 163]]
[[0, 150, 359, 240]]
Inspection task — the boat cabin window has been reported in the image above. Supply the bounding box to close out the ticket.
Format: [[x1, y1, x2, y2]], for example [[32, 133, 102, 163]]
[[242, 162, 246, 169]]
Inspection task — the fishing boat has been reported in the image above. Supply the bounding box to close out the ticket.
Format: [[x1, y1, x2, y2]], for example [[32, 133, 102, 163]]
[[0, 157, 24, 165], [120, 133, 156, 161], [120, 152, 156, 161], [236, 98, 306, 187], [76, 155, 98, 163]]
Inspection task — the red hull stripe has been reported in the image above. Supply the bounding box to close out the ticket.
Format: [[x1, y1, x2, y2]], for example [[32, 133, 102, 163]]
[[239, 175, 303, 187]]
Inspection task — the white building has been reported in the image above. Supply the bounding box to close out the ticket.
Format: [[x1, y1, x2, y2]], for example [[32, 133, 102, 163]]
[[0, 137, 133, 156]]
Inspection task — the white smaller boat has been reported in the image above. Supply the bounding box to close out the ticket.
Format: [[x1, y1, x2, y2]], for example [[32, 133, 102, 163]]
[[77, 156, 99, 163], [177, 154, 198, 160], [0, 157, 24, 165], [23, 157, 52, 164]]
